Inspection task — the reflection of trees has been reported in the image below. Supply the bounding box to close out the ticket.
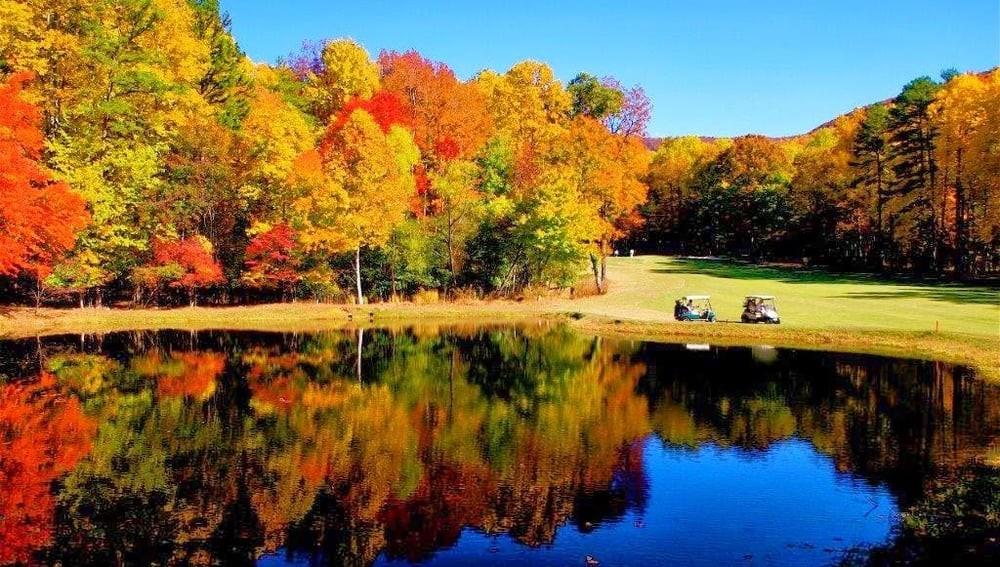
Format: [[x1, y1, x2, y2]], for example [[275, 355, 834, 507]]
[[1, 326, 649, 565], [1, 328, 996, 565], [638, 345, 1000, 503], [0, 373, 95, 564]]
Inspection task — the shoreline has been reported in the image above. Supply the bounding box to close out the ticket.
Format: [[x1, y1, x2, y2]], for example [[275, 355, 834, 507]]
[[1, 302, 996, 382]]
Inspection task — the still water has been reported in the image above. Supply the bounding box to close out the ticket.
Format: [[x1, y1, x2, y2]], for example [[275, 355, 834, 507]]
[[0, 324, 997, 566]]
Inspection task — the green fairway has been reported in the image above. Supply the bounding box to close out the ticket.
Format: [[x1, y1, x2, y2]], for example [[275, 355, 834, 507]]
[[569, 256, 999, 338]]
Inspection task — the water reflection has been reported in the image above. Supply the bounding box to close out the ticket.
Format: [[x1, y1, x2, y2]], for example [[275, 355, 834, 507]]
[[0, 324, 997, 566]]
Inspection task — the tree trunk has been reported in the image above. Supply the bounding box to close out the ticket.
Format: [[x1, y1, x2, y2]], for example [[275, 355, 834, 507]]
[[390, 260, 398, 300], [354, 245, 364, 305], [447, 208, 456, 279], [954, 148, 968, 278], [600, 254, 607, 292], [590, 253, 602, 292], [875, 152, 885, 271]]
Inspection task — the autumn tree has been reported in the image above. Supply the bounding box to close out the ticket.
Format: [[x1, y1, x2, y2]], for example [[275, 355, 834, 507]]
[[0, 0, 99, 135], [237, 64, 317, 220], [333, 90, 413, 133], [313, 110, 419, 303], [643, 137, 727, 251], [135, 236, 224, 306], [475, 61, 571, 148], [0, 72, 89, 283], [700, 134, 792, 191], [568, 117, 649, 291], [293, 38, 380, 122], [930, 70, 1000, 276], [242, 223, 300, 298], [49, 0, 213, 282], [790, 117, 863, 265], [682, 135, 793, 259], [378, 50, 492, 165], [428, 160, 482, 282]]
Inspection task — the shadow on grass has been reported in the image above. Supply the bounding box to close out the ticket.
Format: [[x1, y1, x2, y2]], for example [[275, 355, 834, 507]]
[[654, 258, 1000, 306]]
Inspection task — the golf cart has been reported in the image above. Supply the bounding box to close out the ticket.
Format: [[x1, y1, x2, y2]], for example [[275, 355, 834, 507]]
[[674, 295, 716, 322], [741, 295, 780, 324]]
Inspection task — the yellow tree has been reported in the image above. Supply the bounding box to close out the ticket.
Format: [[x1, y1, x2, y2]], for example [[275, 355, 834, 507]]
[[238, 64, 318, 220], [789, 115, 863, 264], [299, 38, 380, 122], [567, 117, 650, 292], [929, 70, 998, 275], [429, 160, 482, 279], [970, 71, 1000, 263], [475, 61, 571, 151], [289, 148, 348, 262], [0, 0, 98, 134], [314, 110, 419, 303], [646, 136, 727, 241]]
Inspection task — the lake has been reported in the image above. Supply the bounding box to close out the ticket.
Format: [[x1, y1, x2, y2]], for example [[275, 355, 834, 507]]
[[1, 323, 997, 566]]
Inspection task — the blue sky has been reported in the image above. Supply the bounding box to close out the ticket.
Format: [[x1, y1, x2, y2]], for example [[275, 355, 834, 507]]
[[220, 0, 999, 137]]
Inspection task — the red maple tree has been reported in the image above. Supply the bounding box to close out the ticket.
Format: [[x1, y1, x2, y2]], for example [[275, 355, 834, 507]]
[[243, 223, 300, 296], [0, 72, 89, 279], [149, 237, 224, 306], [330, 90, 414, 134]]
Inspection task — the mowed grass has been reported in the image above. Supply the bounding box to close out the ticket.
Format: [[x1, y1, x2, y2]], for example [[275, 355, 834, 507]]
[[570, 256, 998, 338]]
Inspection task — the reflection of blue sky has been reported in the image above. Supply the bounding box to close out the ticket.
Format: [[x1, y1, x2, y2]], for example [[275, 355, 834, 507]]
[[263, 437, 897, 566]]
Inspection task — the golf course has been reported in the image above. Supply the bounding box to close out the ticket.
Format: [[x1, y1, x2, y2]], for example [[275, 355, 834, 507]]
[[572, 256, 998, 336], [2, 255, 996, 379]]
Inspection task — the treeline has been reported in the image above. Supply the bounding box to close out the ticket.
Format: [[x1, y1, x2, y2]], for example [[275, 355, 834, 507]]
[[1, 1, 997, 309], [642, 71, 1000, 276], [0, 0, 649, 306]]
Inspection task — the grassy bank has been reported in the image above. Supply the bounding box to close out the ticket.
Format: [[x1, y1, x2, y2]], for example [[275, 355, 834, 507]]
[[2, 256, 996, 379]]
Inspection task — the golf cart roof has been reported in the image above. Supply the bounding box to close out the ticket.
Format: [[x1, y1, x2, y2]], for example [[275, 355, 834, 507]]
[[681, 295, 710, 300], [745, 294, 775, 299]]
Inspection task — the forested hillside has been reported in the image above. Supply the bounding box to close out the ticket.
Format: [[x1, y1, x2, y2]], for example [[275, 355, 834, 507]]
[[642, 70, 1000, 276], [1, 0, 997, 308]]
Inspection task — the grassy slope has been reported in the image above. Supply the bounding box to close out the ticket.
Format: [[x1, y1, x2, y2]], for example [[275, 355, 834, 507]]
[[1, 256, 996, 377]]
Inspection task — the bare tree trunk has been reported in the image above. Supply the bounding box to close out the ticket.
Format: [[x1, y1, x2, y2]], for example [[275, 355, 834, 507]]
[[447, 207, 456, 279], [354, 246, 364, 304]]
